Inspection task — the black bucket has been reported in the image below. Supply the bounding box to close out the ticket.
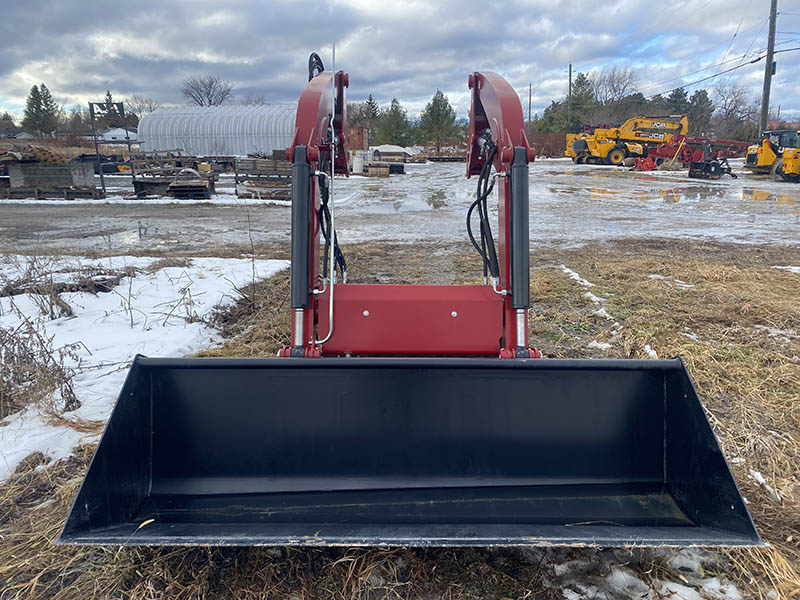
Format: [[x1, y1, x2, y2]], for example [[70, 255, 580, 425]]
[[58, 356, 759, 546]]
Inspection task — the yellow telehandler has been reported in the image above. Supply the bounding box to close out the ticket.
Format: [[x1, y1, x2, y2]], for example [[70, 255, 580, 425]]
[[566, 115, 688, 166]]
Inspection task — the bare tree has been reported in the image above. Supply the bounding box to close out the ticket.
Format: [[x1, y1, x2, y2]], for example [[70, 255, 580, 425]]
[[181, 75, 234, 106], [713, 79, 757, 138], [239, 94, 268, 106], [126, 94, 162, 118], [590, 66, 638, 105]]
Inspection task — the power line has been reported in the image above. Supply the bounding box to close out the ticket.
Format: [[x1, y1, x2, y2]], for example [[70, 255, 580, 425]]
[[638, 47, 766, 92], [716, 0, 754, 71], [561, 47, 800, 110]]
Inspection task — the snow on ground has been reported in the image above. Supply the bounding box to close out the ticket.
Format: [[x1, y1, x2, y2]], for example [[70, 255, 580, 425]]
[[0, 193, 290, 206], [560, 265, 595, 287], [773, 265, 800, 274], [558, 266, 626, 351], [648, 274, 695, 289], [552, 549, 742, 600], [0, 255, 289, 480]]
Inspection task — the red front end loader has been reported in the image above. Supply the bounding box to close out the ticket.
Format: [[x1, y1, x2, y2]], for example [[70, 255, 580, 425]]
[[58, 64, 759, 547]]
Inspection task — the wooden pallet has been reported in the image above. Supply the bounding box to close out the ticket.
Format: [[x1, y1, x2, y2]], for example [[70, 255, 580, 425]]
[[0, 187, 103, 200]]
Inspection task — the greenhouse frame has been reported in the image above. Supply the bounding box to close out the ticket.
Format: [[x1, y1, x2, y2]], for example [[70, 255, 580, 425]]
[[138, 104, 297, 157]]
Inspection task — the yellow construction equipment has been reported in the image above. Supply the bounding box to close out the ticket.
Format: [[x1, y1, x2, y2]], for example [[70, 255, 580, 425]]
[[780, 147, 800, 182], [566, 115, 688, 166], [744, 129, 800, 177]]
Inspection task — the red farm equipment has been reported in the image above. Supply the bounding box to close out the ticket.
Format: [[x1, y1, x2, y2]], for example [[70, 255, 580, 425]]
[[644, 136, 749, 167], [58, 59, 759, 548]]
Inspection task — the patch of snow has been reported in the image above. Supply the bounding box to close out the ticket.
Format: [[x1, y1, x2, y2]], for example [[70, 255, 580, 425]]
[[592, 307, 614, 321], [554, 549, 744, 600], [773, 266, 800, 274], [583, 291, 606, 303], [0, 256, 289, 481], [644, 344, 659, 359], [560, 265, 595, 287], [648, 274, 694, 289], [754, 324, 798, 341], [681, 331, 700, 341], [588, 340, 612, 351], [748, 469, 782, 503]]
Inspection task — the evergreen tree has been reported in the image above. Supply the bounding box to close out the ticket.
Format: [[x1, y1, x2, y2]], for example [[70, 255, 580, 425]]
[[419, 90, 456, 155], [667, 87, 690, 116], [22, 85, 44, 133], [647, 94, 670, 115], [374, 99, 414, 146], [365, 94, 379, 120], [0, 111, 16, 135], [539, 72, 596, 132], [38, 83, 60, 133], [101, 90, 123, 128], [688, 89, 714, 136]]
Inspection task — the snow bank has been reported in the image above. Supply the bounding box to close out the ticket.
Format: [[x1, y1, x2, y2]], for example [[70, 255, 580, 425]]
[[0, 255, 289, 480]]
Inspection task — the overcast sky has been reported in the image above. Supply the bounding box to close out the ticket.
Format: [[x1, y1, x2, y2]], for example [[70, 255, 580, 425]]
[[1, 0, 799, 121]]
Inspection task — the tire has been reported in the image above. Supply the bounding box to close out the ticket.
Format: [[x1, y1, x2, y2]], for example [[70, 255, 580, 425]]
[[576, 156, 585, 164], [608, 147, 626, 166]]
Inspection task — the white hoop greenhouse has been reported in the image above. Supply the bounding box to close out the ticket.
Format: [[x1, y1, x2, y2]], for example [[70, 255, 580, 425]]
[[138, 104, 297, 156]]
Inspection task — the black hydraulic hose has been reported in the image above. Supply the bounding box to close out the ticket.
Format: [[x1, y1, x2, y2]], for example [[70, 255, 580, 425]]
[[308, 53, 325, 81], [466, 143, 500, 279], [317, 164, 346, 282]]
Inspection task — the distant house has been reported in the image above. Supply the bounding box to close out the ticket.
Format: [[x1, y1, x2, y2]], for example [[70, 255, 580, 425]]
[[101, 127, 137, 142], [14, 131, 34, 139]]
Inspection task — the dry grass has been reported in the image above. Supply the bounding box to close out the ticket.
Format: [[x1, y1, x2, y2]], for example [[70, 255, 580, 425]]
[[1, 238, 799, 598], [528, 239, 800, 599]]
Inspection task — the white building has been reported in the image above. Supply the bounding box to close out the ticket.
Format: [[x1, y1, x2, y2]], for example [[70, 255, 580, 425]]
[[101, 127, 137, 141], [138, 105, 296, 156]]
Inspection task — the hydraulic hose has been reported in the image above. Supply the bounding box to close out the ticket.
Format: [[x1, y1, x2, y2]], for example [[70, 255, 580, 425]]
[[308, 53, 325, 81], [466, 143, 500, 279]]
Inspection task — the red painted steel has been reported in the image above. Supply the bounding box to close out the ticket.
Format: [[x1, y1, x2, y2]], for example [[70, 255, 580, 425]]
[[647, 136, 749, 166], [283, 69, 350, 357], [286, 70, 349, 175], [467, 72, 535, 177], [283, 69, 539, 358], [317, 285, 504, 356]]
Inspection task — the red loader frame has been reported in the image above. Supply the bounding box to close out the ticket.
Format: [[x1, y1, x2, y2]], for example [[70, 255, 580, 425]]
[[280, 70, 539, 358]]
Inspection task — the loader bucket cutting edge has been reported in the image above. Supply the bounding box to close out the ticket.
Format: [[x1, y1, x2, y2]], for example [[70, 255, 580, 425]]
[[58, 356, 760, 547]]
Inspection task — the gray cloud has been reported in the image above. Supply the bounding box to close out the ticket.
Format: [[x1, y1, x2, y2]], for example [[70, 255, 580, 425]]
[[1, 0, 798, 120]]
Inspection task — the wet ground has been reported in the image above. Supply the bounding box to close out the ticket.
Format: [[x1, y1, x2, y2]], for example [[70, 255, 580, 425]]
[[0, 159, 797, 254]]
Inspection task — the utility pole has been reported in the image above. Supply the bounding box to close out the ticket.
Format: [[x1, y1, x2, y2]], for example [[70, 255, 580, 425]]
[[528, 83, 532, 123], [759, 0, 778, 135], [567, 63, 572, 132]]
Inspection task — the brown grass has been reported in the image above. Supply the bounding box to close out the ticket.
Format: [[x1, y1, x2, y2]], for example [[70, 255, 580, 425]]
[[1, 238, 799, 598]]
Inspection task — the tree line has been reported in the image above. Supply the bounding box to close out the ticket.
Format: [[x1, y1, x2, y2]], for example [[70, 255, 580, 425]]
[[7, 84, 162, 137], [348, 90, 463, 153], [533, 65, 766, 141], [7, 67, 783, 145]]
